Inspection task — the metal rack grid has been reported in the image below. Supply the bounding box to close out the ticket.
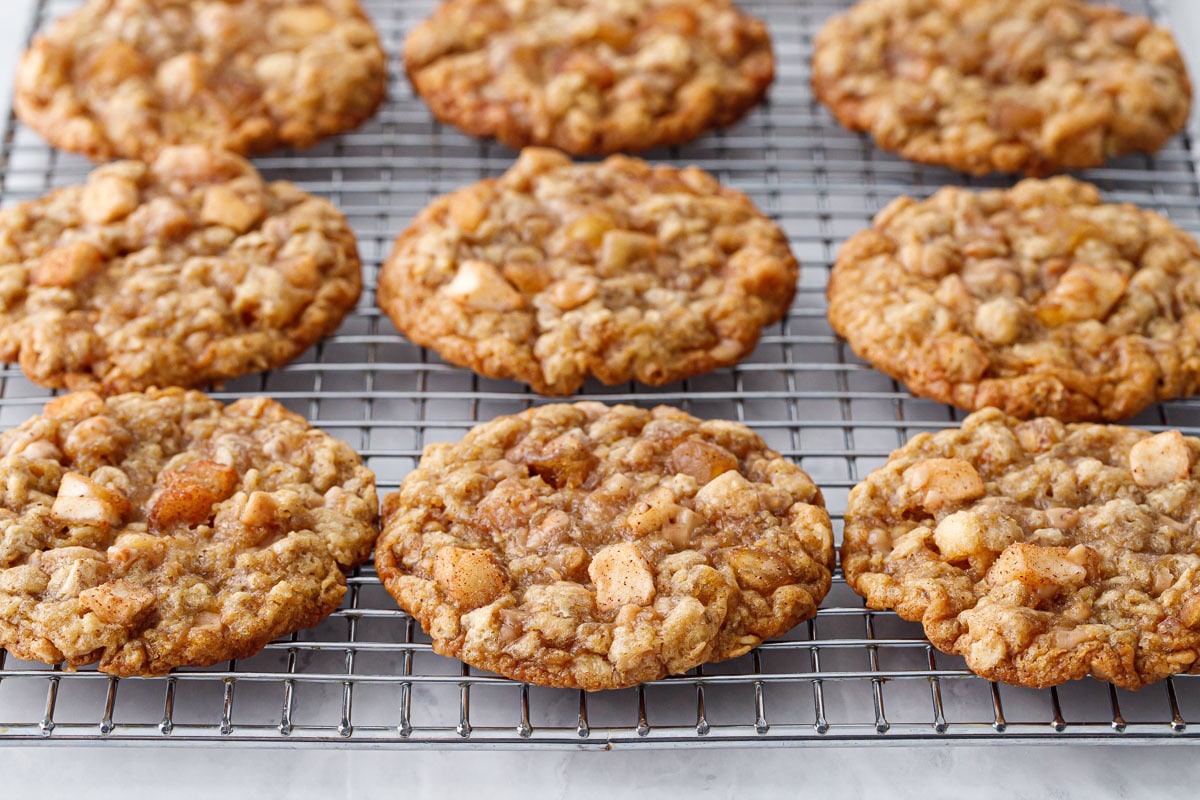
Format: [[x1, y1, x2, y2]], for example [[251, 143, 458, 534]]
[[0, 0, 1199, 749]]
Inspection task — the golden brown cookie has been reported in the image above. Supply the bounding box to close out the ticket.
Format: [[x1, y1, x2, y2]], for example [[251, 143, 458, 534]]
[[811, 0, 1192, 175], [403, 0, 774, 154], [378, 147, 798, 395], [0, 388, 378, 676], [0, 146, 362, 394], [14, 0, 387, 162], [826, 177, 1200, 422], [842, 407, 1200, 690], [375, 402, 834, 690]]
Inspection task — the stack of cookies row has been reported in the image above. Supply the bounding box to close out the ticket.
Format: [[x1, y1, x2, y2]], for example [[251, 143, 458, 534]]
[[0, 0, 1197, 694]]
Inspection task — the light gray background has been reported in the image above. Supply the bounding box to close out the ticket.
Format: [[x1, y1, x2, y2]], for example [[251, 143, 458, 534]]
[[1, 0, 1200, 795]]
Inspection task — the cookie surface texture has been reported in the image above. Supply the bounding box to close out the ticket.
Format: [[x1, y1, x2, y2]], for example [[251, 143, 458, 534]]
[[0, 388, 378, 676], [826, 177, 1200, 422], [403, 0, 774, 154], [378, 148, 798, 395], [0, 146, 362, 394], [811, 0, 1192, 175], [375, 402, 834, 690], [14, 0, 387, 161], [841, 408, 1200, 690]]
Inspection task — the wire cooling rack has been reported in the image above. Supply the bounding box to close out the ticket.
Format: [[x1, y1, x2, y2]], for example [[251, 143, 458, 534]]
[[0, 0, 1199, 749]]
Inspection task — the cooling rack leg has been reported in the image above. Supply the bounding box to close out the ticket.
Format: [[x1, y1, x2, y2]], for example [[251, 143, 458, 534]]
[[694, 679, 710, 737], [517, 683, 533, 739], [989, 683, 1007, 733], [158, 677, 176, 736], [926, 648, 947, 734], [864, 613, 890, 734], [576, 690, 590, 739], [636, 685, 650, 737], [398, 617, 414, 738], [99, 676, 118, 735], [457, 663, 472, 739], [1167, 677, 1188, 733], [1107, 685, 1127, 734], [220, 674, 236, 736], [38, 666, 60, 737], [279, 646, 298, 736], [1048, 687, 1067, 733]]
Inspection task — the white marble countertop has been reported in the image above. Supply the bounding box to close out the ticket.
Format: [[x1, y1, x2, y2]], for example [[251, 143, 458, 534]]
[[4, 742, 1200, 799], [2, 1, 1200, 795]]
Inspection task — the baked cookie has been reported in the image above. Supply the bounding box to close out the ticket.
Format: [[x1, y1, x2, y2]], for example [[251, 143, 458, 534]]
[[0, 388, 378, 676], [811, 0, 1192, 176], [375, 402, 834, 690], [842, 408, 1200, 690], [14, 0, 387, 162], [0, 146, 362, 394], [826, 177, 1200, 422], [378, 148, 798, 395], [403, 0, 774, 154]]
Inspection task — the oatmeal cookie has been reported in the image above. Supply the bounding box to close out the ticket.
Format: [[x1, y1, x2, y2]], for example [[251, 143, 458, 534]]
[[0, 388, 378, 676], [14, 0, 387, 162], [375, 402, 834, 690], [811, 0, 1191, 176], [826, 177, 1200, 422], [378, 148, 798, 395], [403, 0, 774, 154], [0, 146, 362, 394], [842, 408, 1200, 690]]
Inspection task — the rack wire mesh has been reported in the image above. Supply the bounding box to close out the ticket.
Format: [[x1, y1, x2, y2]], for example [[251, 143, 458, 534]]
[[1, 0, 1199, 749]]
